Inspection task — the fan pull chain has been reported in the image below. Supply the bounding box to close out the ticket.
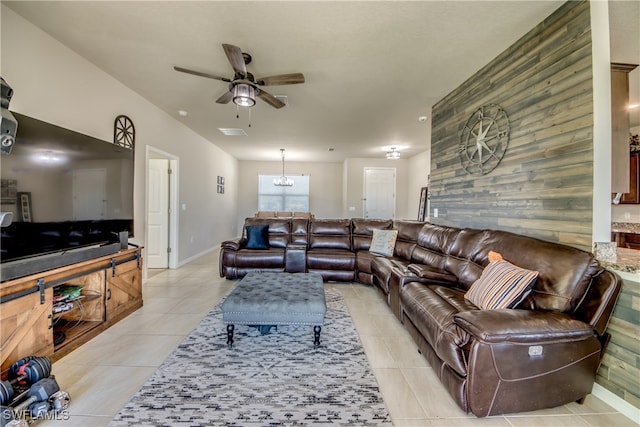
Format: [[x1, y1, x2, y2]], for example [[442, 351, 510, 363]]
[[234, 105, 252, 127]]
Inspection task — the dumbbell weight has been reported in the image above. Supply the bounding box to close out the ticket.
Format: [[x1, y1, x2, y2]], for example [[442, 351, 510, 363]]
[[0, 385, 12, 409], [26, 401, 48, 419], [9, 357, 51, 385], [12, 378, 59, 417], [0, 357, 52, 405], [23, 390, 70, 419]]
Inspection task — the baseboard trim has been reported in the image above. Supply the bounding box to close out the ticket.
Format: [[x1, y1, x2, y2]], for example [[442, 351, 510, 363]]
[[591, 383, 640, 423]]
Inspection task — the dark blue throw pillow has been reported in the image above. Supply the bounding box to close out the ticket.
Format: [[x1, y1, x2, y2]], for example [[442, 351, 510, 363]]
[[245, 225, 270, 249]]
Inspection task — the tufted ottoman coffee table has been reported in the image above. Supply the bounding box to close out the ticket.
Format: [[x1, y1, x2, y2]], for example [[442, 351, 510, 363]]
[[221, 272, 326, 349]]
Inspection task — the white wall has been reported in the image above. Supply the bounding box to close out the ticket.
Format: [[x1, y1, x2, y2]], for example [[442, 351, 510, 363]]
[[237, 160, 343, 233], [1, 6, 238, 265], [237, 153, 430, 235], [407, 150, 431, 221]]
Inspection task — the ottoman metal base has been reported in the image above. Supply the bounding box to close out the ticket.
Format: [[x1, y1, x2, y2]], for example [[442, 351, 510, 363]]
[[221, 272, 326, 349]]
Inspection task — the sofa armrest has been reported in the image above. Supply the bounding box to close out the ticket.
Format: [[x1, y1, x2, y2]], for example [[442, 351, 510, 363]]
[[454, 309, 594, 344], [574, 269, 622, 337], [221, 238, 245, 251], [407, 263, 457, 285]]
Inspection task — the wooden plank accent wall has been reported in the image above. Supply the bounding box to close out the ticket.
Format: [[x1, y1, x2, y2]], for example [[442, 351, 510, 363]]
[[429, 1, 594, 250], [598, 275, 640, 408], [430, 1, 640, 411]]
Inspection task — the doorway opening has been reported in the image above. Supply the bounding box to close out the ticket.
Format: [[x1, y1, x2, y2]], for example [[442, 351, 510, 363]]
[[146, 146, 179, 270], [363, 167, 396, 219]]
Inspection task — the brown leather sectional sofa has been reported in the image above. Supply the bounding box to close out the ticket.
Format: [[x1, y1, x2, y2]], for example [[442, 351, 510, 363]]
[[219, 217, 621, 417]]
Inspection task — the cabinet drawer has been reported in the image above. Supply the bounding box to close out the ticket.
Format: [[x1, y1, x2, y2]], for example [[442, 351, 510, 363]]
[[614, 232, 640, 249]]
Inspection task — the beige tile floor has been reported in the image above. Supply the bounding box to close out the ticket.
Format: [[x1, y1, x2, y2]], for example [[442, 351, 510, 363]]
[[37, 250, 637, 427]]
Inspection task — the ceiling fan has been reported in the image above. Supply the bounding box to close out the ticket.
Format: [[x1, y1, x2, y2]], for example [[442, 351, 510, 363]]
[[174, 43, 305, 109]]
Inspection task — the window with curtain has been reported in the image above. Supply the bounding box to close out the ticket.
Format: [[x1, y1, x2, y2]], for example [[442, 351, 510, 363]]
[[258, 175, 310, 212]]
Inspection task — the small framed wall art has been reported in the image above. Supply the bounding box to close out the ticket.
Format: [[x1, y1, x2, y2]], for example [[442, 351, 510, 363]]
[[217, 176, 225, 194], [417, 187, 428, 221]]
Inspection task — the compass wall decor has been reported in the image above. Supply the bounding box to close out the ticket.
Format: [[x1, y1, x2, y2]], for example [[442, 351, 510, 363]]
[[458, 104, 510, 175]]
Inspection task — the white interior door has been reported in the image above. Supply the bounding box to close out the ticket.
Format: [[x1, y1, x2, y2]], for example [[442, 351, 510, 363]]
[[147, 159, 170, 268], [364, 168, 396, 219], [73, 168, 106, 220]]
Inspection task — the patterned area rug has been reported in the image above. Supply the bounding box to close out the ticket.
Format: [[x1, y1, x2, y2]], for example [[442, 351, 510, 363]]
[[109, 289, 392, 426]]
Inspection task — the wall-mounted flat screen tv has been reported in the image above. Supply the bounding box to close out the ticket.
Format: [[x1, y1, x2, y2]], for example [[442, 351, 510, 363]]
[[0, 112, 134, 265]]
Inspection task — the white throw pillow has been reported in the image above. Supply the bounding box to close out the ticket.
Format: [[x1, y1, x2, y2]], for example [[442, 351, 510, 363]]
[[369, 229, 398, 257]]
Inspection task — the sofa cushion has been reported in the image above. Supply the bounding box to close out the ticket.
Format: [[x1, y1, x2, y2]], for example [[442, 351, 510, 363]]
[[245, 225, 270, 249], [307, 249, 356, 272], [308, 219, 352, 250], [392, 220, 424, 259], [454, 309, 595, 344], [233, 248, 285, 268], [407, 264, 457, 285], [465, 253, 538, 310], [369, 229, 398, 257], [290, 218, 309, 245], [445, 228, 490, 289]]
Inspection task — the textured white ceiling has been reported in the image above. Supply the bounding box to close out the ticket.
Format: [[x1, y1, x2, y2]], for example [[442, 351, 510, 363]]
[[5, 1, 638, 162]]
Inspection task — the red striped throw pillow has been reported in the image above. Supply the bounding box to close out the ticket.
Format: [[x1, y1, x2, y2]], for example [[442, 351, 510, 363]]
[[465, 255, 539, 310]]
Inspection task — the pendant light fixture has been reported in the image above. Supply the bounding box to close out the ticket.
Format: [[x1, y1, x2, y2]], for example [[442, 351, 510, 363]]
[[273, 148, 294, 187], [386, 147, 401, 159]]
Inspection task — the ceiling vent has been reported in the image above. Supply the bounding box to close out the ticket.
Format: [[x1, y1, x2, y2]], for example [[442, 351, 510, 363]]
[[218, 128, 247, 136]]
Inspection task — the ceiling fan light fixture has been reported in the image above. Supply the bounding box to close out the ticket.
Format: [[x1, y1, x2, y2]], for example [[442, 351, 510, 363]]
[[233, 83, 256, 107], [386, 147, 401, 160], [175, 44, 304, 110]]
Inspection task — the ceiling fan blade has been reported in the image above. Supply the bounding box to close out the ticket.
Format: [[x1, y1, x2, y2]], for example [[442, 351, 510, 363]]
[[174, 66, 231, 82], [256, 73, 305, 86], [257, 89, 286, 109], [222, 43, 247, 77], [216, 90, 233, 104]]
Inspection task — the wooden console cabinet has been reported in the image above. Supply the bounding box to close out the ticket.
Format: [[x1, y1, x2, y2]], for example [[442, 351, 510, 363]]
[[0, 248, 142, 377]]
